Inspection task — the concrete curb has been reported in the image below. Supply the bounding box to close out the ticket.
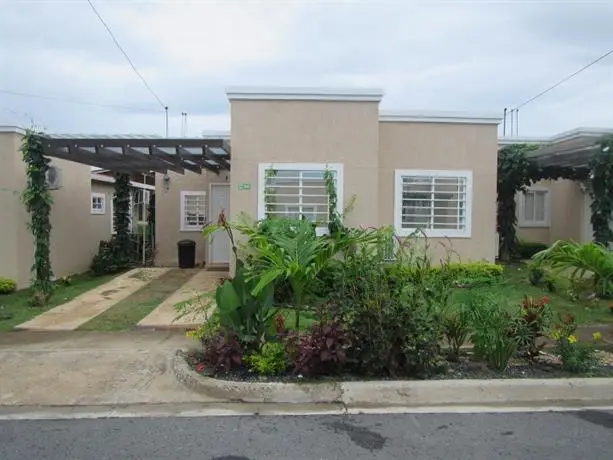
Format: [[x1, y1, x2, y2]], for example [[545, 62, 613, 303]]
[[173, 350, 343, 404], [173, 349, 613, 407]]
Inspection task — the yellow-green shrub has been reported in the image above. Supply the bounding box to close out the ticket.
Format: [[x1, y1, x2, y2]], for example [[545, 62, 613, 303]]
[[0, 278, 16, 294], [388, 261, 503, 287]]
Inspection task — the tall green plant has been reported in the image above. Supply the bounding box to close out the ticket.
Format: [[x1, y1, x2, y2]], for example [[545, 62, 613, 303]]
[[589, 136, 613, 246], [21, 130, 53, 304], [113, 173, 132, 254], [533, 240, 613, 297]]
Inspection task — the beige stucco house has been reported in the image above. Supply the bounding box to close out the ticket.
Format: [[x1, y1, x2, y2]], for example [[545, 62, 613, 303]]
[[0, 127, 153, 288], [501, 128, 613, 247], [154, 87, 502, 268]]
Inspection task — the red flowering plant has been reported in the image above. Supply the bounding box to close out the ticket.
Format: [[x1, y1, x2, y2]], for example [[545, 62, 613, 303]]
[[512, 295, 553, 361]]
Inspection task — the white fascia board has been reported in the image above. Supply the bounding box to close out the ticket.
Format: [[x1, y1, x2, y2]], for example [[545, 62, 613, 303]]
[[380, 110, 502, 125], [0, 125, 26, 135], [226, 86, 384, 102]]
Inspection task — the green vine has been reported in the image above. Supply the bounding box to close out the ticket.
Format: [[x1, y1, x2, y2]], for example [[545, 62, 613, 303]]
[[496, 144, 537, 261], [21, 130, 54, 304], [497, 144, 588, 260], [589, 136, 613, 246], [324, 168, 342, 236], [113, 173, 132, 253]]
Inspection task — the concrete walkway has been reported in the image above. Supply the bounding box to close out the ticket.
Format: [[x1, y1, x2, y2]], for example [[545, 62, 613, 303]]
[[138, 270, 224, 329], [15, 268, 170, 331], [0, 331, 223, 407]]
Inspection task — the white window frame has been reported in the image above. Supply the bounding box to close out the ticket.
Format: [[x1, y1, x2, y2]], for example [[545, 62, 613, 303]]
[[91, 192, 106, 215], [518, 187, 550, 228], [258, 163, 344, 236], [394, 169, 473, 238], [180, 190, 207, 232]]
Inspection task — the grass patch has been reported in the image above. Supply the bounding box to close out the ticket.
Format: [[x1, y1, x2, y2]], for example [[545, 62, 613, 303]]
[[79, 269, 195, 331], [452, 262, 613, 325], [0, 273, 119, 332], [280, 309, 317, 331]]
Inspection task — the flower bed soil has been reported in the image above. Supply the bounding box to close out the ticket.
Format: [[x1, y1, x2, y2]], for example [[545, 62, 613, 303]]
[[184, 349, 613, 384]]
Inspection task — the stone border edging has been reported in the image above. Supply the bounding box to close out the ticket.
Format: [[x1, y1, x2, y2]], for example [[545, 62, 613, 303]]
[[172, 349, 613, 407]]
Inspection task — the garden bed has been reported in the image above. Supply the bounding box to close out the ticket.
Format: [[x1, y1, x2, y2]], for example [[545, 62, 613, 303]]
[[183, 348, 613, 383]]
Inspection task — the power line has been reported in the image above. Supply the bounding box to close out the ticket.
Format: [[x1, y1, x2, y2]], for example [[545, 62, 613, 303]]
[[0, 89, 162, 112], [516, 47, 613, 110], [86, 0, 166, 109]]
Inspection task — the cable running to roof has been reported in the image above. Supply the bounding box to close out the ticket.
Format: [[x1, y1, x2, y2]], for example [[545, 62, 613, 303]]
[[0, 89, 162, 112], [515, 47, 613, 110], [86, 0, 166, 110]]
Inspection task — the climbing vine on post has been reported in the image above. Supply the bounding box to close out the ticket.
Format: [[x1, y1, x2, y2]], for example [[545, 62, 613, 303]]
[[589, 136, 613, 246], [496, 144, 536, 261], [113, 173, 132, 255], [21, 129, 54, 305]]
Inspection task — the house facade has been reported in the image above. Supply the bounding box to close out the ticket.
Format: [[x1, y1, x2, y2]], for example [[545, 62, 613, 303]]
[[156, 87, 501, 268], [0, 127, 153, 288], [504, 128, 613, 247]]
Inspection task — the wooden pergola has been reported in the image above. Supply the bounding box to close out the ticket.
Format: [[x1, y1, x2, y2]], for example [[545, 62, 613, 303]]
[[525, 129, 613, 169], [42, 134, 231, 175]]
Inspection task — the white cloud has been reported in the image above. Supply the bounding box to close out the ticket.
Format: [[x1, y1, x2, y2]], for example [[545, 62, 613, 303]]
[[1, 0, 613, 137]]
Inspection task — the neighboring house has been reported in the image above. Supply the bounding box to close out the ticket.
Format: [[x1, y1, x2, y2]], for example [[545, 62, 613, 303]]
[[155, 87, 501, 267], [0, 127, 152, 288], [500, 128, 613, 246]]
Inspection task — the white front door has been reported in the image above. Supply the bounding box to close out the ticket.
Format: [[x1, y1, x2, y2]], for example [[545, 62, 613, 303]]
[[209, 184, 230, 264]]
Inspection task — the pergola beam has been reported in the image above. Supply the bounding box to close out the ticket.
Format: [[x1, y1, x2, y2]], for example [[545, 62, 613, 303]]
[[42, 135, 231, 175]]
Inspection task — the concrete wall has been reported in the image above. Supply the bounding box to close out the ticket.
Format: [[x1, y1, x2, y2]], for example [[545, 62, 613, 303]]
[[0, 129, 105, 288], [90, 181, 115, 255], [516, 179, 583, 245], [229, 99, 380, 229], [379, 121, 499, 262], [0, 131, 21, 283], [154, 170, 230, 266]]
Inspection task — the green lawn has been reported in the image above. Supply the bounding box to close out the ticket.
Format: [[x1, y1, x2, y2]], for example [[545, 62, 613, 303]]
[[79, 268, 196, 331], [452, 262, 613, 325], [0, 273, 118, 332]]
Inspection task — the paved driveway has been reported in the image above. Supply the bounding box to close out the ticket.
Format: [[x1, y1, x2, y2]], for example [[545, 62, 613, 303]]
[[0, 331, 223, 406]]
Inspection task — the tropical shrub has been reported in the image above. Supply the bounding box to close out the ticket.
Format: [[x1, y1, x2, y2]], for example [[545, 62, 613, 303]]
[[512, 296, 552, 361], [287, 320, 351, 376], [466, 292, 518, 371], [527, 263, 545, 286], [214, 266, 276, 348], [389, 261, 503, 288], [533, 240, 613, 298], [0, 278, 17, 294], [245, 342, 288, 376], [334, 238, 448, 378], [550, 315, 600, 373], [201, 332, 244, 374], [90, 238, 134, 275], [442, 304, 471, 360]]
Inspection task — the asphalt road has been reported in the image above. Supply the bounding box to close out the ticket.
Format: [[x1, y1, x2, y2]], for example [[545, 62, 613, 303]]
[[1, 410, 613, 459]]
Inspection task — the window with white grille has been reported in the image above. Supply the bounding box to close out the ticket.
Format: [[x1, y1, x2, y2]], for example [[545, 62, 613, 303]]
[[518, 188, 549, 227], [91, 193, 106, 215], [258, 163, 343, 233], [394, 170, 472, 238], [180, 191, 207, 231]]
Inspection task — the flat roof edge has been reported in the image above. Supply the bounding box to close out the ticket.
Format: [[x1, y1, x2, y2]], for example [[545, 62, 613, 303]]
[[380, 110, 501, 125], [226, 86, 384, 102]]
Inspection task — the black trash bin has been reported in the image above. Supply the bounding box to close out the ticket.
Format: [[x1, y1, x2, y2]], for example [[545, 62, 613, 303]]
[[177, 239, 196, 269]]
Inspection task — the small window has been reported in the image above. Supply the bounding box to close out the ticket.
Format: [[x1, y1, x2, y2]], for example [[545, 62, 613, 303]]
[[181, 191, 207, 231], [519, 189, 549, 227], [394, 169, 472, 238], [259, 163, 343, 233], [91, 193, 106, 215]]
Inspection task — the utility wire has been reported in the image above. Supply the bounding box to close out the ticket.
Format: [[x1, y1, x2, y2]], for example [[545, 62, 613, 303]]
[[0, 89, 162, 112], [516, 47, 613, 109], [86, 0, 166, 109]]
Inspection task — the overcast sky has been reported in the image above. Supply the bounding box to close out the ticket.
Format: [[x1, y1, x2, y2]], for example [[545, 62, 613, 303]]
[[1, 0, 612, 137]]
